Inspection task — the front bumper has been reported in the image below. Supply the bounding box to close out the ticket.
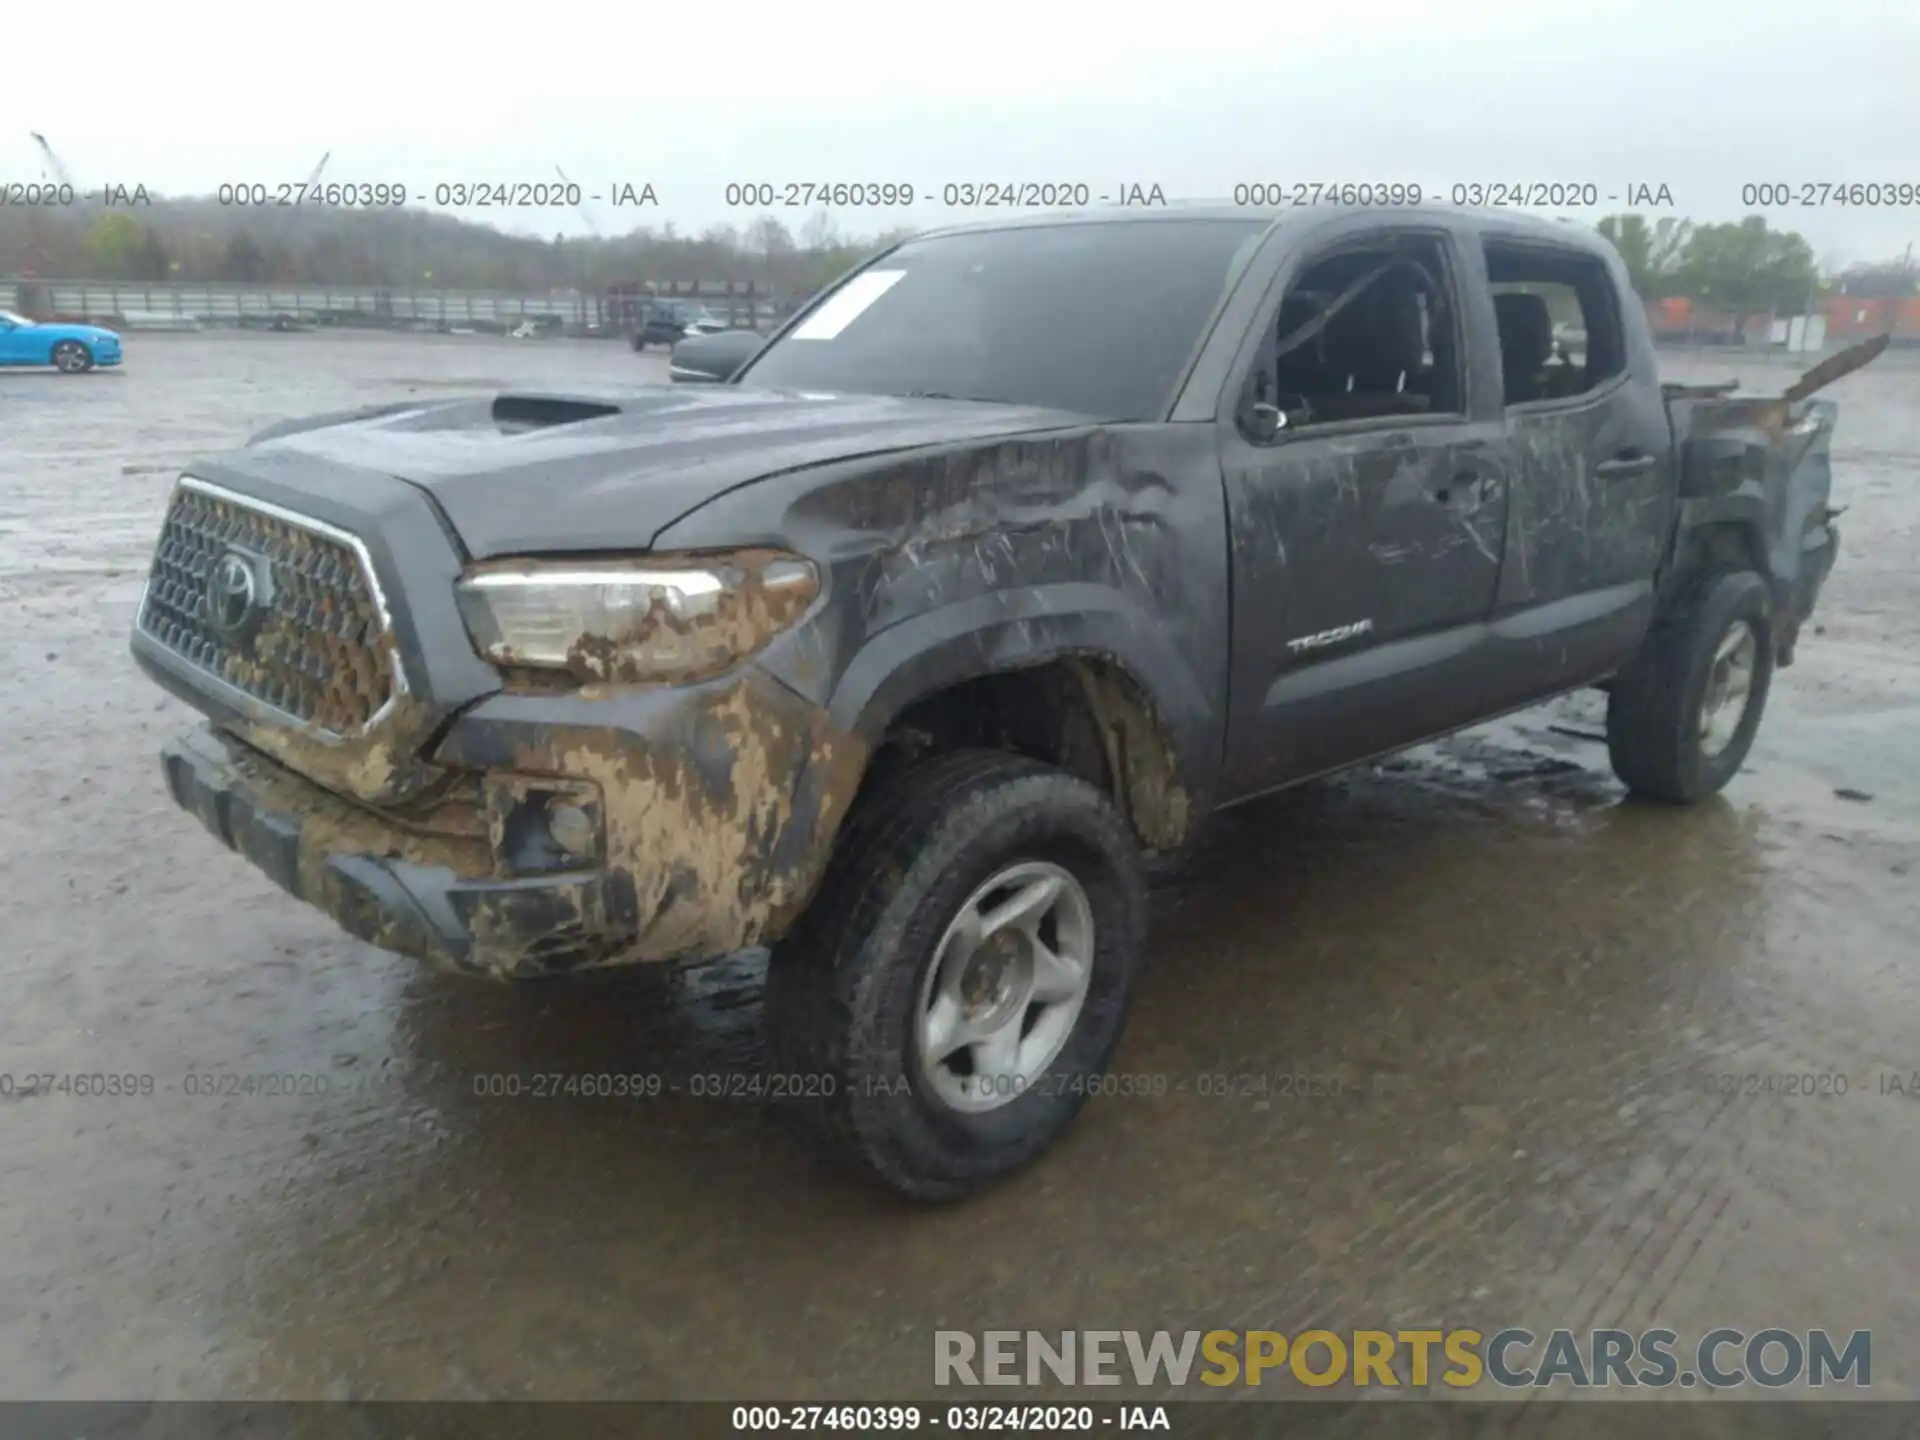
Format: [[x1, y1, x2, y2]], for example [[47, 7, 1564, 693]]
[[161, 725, 625, 979], [133, 462, 876, 979], [158, 662, 869, 981]]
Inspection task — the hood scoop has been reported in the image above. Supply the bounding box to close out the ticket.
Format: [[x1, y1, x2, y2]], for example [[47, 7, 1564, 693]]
[[490, 394, 623, 434], [241, 385, 1092, 559]]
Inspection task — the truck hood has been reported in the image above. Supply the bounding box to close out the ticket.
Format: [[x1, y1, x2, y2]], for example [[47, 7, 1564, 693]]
[[246, 385, 1088, 559]]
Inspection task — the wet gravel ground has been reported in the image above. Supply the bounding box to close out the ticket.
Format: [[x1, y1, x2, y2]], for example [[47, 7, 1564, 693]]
[[1, 333, 1916, 1402]]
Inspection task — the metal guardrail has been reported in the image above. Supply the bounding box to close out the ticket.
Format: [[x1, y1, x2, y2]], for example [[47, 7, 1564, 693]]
[[4, 278, 784, 331]]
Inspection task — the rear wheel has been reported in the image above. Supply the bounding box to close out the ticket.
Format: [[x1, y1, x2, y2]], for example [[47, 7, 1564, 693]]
[[1607, 570, 1774, 803], [766, 750, 1146, 1201], [51, 340, 93, 374]]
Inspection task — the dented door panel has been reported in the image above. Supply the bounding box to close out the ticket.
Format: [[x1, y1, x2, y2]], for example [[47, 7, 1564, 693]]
[[1219, 420, 1509, 794], [1460, 223, 1679, 710], [1210, 220, 1510, 799], [1495, 382, 1675, 621]]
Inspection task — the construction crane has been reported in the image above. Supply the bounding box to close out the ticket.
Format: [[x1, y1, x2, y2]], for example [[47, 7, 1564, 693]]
[[554, 165, 601, 238], [552, 166, 606, 332], [28, 132, 77, 191], [305, 151, 330, 188]]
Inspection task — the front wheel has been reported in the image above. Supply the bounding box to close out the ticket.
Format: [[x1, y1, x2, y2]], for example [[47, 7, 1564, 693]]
[[766, 750, 1146, 1201], [51, 340, 94, 374], [1607, 570, 1775, 803]]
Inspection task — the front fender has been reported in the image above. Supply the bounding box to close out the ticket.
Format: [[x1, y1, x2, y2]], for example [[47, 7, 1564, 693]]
[[653, 423, 1234, 833], [828, 584, 1216, 809]]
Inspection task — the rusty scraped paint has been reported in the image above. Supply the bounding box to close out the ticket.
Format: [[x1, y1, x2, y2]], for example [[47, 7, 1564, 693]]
[[1665, 334, 1891, 437], [1741, 331, 1890, 442], [216, 733, 492, 895], [1782, 332, 1890, 406], [494, 674, 868, 976], [215, 669, 867, 979], [1068, 658, 1192, 852]]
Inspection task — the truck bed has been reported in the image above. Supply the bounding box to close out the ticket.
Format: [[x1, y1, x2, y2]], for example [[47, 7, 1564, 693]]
[[1661, 335, 1888, 663]]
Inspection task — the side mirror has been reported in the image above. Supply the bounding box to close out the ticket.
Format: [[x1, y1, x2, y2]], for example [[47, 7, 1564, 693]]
[[1245, 402, 1287, 443], [669, 329, 767, 384]]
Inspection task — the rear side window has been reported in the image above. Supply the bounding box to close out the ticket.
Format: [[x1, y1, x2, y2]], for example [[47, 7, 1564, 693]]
[[1483, 242, 1626, 406]]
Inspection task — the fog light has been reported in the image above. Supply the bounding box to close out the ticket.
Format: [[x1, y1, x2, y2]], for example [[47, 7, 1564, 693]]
[[546, 802, 595, 858]]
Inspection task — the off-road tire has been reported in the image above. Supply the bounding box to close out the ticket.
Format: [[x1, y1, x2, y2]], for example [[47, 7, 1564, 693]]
[[765, 750, 1146, 1201], [1607, 570, 1775, 803], [51, 340, 93, 374]]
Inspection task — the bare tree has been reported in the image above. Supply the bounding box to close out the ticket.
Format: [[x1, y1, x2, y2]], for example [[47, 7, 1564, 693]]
[[747, 215, 797, 261], [801, 210, 839, 252]]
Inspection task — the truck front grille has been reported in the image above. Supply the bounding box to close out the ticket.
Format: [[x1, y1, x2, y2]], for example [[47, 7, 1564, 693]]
[[136, 478, 400, 735]]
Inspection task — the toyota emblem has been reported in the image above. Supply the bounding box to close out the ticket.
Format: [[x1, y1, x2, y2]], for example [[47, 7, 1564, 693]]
[[206, 551, 260, 637]]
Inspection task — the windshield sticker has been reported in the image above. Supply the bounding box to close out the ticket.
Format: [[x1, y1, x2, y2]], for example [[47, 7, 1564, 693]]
[[790, 270, 906, 340]]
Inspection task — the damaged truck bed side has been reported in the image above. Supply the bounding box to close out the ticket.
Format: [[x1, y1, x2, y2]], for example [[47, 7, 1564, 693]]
[[130, 206, 1883, 1198]]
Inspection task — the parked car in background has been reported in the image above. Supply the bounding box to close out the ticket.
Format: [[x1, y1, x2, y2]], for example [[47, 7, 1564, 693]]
[[0, 309, 123, 372], [1551, 319, 1588, 362], [508, 316, 566, 340], [632, 298, 727, 350]]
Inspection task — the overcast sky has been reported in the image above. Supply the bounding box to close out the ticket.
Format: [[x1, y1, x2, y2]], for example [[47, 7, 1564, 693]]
[[9, 0, 1917, 266]]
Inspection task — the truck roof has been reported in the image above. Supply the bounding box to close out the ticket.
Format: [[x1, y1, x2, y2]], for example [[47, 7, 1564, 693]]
[[915, 202, 1617, 260]]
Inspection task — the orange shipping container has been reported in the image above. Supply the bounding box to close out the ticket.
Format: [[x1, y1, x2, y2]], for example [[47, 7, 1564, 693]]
[[1823, 294, 1915, 339]]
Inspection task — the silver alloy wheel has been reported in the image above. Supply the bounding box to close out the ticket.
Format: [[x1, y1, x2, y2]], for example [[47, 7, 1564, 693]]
[[915, 860, 1096, 1114], [1698, 619, 1758, 758], [53, 342, 88, 373]]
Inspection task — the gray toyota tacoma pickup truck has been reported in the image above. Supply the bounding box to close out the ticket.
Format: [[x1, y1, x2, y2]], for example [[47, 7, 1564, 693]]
[[131, 206, 1882, 1199]]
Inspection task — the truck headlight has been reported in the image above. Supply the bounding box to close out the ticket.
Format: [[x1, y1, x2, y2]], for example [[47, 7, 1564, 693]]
[[454, 550, 819, 684]]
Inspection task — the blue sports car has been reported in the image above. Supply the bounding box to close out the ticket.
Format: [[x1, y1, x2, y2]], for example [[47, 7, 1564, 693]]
[[0, 309, 123, 372]]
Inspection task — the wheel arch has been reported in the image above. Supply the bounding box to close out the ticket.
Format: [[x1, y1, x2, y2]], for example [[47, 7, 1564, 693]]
[[1663, 506, 1777, 625], [826, 595, 1217, 852]]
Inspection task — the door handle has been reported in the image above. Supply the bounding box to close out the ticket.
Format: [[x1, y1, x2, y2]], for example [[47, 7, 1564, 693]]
[[1596, 451, 1656, 481]]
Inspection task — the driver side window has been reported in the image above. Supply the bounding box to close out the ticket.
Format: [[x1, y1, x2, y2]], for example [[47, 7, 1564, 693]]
[[1239, 233, 1463, 439]]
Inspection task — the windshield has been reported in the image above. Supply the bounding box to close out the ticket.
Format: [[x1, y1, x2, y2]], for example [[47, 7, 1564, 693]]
[[0, 310, 30, 327], [739, 219, 1267, 420]]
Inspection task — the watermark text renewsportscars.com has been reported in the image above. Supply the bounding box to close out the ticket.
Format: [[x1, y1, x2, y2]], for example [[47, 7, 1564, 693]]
[[935, 1328, 1871, 1390]]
